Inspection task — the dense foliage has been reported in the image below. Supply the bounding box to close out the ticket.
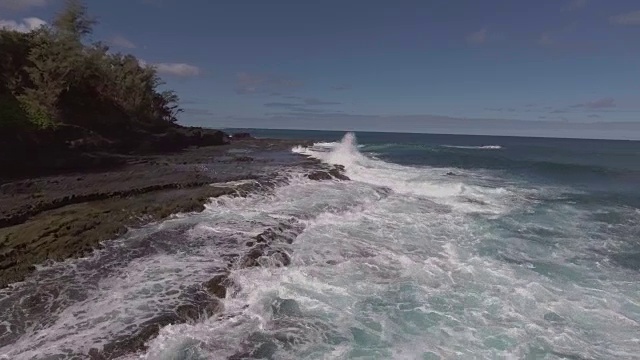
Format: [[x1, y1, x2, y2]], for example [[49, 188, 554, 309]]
[[0, 0, 182, 133]]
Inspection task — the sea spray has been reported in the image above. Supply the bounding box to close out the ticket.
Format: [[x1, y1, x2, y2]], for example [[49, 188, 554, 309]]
[[294, 133, 516, 214], [1, 131, 639, 359]]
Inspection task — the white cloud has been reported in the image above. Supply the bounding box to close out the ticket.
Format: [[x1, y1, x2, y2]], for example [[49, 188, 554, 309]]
[[0, 17, 46, 32], [0, 0, 49, 11], [107, 35, 136, 49], [610, 10, 640, 25], [154, 63, 201, 77], [572, 97, 616, 109], [466, 28, 487, 45]]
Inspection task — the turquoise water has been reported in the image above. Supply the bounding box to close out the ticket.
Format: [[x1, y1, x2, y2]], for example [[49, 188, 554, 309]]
[[1, 130, 639, 359], [218, 130, 640, 359]]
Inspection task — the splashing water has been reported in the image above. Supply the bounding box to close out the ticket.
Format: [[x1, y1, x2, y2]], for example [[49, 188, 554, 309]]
[[2, 132, 639, 359]]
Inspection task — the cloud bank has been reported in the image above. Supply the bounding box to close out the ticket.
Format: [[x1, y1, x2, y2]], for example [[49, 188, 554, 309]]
[[0, 17, 46, 32], [571, 97, 615, 109], [154, 63, 201, 77], [610, 10, 640, 26], [107, 35, 136, 49]]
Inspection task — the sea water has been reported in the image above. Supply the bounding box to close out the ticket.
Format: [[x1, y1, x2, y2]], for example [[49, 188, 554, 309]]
[[1, 130, 639, 359]]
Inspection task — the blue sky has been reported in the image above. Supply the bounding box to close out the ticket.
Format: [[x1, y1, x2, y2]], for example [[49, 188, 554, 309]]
[[2, 0, 640, 139]]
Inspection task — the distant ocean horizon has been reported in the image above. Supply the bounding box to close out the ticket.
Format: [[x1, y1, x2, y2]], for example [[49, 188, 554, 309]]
[[224, 127, 640, 142]]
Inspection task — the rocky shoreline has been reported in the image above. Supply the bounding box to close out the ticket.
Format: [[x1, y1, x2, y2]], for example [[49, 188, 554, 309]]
[[0, 134, 354, 359], [0, 136, 329, 288]]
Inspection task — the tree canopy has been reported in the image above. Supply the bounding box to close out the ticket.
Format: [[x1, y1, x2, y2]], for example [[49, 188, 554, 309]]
[[0, 0, 183, 133]]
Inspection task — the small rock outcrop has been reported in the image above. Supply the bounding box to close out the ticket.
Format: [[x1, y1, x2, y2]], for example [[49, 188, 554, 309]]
[[307, 165, 350, 181], [308, 171, 333, 181], [204, 274, 230, 299], [328, 167, 349, 180], [238, 222, 301, 269]]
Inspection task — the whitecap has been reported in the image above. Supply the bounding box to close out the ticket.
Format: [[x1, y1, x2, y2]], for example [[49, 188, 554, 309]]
[[441, 145, 503, 150]]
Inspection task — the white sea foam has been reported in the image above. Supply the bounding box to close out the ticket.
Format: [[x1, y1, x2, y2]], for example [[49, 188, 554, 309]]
[[135, 133, 640, 359], [1, 133, 639, 360], [293, 132, 520, 214], [442, 144, 503, 150]]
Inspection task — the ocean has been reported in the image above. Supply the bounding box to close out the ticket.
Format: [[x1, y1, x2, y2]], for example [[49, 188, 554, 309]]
[[2, 130, 640, 359]]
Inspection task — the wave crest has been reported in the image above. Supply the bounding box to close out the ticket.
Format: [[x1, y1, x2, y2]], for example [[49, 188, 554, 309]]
[[442, 145, 503, 150], [293, 132, 519, 214]]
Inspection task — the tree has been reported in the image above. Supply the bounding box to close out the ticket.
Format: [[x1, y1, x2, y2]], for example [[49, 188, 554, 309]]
[[19, 27, 84, 127], [0, 0, 186, 132], [157, 90, 183, 123], [52, 0, 97, 42]]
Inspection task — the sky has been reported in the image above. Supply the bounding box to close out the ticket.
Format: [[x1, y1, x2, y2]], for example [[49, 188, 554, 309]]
[[1, 0, 640, 139]]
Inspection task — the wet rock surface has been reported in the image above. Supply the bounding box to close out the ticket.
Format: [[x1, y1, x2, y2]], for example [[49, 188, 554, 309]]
[[0, 138, 316, 288], [307, 164, 350, 181], [81, 219, 307, 359], [0, 136, 342, 359], [204, 273, 230, 299], [307, 170, 333, 181]]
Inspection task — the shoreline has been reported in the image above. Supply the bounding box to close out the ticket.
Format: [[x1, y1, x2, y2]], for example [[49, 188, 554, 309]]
[[0, 137, 322, 288], [0, 135, 356, 359]]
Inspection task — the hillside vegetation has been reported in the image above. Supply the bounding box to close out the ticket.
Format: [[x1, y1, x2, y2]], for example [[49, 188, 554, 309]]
[[0, 0, 182, 132], [0, 0, 225, 177]]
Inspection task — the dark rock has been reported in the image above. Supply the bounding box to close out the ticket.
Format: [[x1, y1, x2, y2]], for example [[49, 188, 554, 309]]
[[463, 197, 488, 206], [231, 132, 253, 139], [88, 348, 105, 359], [256, 228, 277, 243], [328, 167, 350, 180], [176, 304, 201, 321], [307, 171, 332, 181], [282, 236, 294, 245], [0, 258, 17, 270], [175, 294, 222, 322], [203, 274, 228, 299], [308, 167, 349, 181], [98, 313, 180, 358], [544, 312, 566, 323], [175, 298, 221, 322], [0, 137, 311, 288], [242, 244, 268, 268], [233, 156, 254, 162], [240, 243, 292, 268], [0, 124, 229, 181], [140, 127, 228, 153], [268, 249, 291, 267], [195, 129, 228, 147]]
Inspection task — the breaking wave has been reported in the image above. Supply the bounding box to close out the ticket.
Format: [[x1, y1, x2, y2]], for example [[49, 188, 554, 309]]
[[1, 132, 639, 359]]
